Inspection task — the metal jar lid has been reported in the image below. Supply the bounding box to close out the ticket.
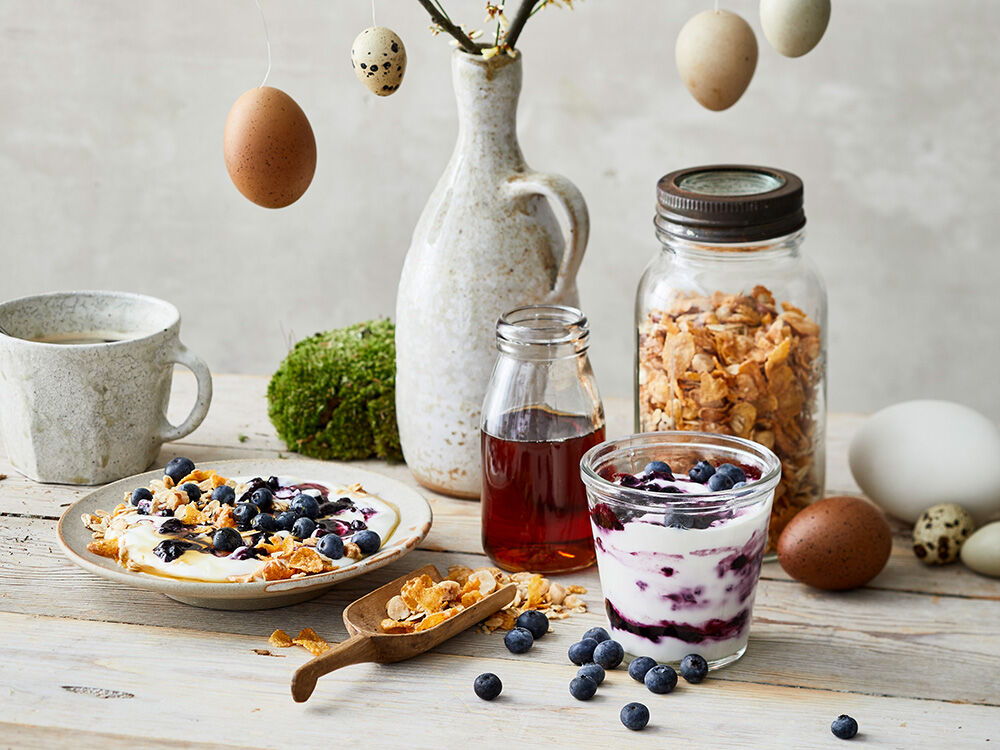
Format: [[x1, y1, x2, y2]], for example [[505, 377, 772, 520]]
[[655, 164, 805, 243]]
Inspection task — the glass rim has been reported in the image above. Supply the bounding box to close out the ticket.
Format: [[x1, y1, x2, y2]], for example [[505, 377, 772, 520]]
[[496, 304, 589, 349], [580, 431, 782, 513]]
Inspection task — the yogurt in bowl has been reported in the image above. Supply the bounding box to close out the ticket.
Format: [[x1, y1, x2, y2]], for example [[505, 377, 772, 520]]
[[580, 432, 781, 670]]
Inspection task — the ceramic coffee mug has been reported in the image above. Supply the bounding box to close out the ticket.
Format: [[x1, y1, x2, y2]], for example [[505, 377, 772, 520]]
[[0, 291, 212, 484]]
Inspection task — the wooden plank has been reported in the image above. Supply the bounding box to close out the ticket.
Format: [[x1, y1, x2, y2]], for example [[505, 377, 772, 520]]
[[0, 611, 995, 749], [0, 724, 246, 750], [2, 517, 998, 705]]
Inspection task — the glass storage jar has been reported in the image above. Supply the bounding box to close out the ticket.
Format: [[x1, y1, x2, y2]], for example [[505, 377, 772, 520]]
[[635, 165, 827, 550], [481, 305, 605, 573]]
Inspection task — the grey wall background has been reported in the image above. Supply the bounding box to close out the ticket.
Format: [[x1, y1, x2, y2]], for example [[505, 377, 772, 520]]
[[2, 1, 998, 418]]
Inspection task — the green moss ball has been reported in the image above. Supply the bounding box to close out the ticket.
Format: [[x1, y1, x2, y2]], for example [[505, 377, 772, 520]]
[[267, 319, 402, 462]]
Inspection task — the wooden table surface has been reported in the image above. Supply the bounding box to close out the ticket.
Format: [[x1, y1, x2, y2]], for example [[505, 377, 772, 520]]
[[0, 374, 997, 749]]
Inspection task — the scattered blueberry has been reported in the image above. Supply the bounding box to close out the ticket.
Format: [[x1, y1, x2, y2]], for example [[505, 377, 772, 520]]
[[157, 518, 184, 535], [620, 702, 650, 731], [831, 715, 859, 740], [679, 653, 709, 684], [212, 527, 243, 552], [290, 493, 320, 519], [249, 487, 274, 512], [715, 463, 747, 483], [130, 487, 153, 506], [569, 675, 598, 701], [504, 627, 534, 654], [152, 539, 194, 563], [275, 510, 299, 531], [291, 516, 317, 539], [707, 472, 735, 491], [593, 639, 625, 669], [644, 664, 678, 694], [232, 502, 259, 528], [515, 610, 549, 640], [251, 513, 281, 532], [628, 656, 657, 682], [353, 530, 382, 555], [316, 533, 345, 560], [643, 460, 673, 479], [688, 460, 716, 483], [577, 663, 606, 685], [568, 638, 599, 665], [164, 457, 195, 484], [178, 482, 202, 502], [582, 626, 611, 643], [211, 485, 236, 505], [474, 672, 502, 701]]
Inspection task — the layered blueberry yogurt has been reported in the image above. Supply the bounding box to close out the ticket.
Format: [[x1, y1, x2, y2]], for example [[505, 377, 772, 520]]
[[581, 443, 778, 668]]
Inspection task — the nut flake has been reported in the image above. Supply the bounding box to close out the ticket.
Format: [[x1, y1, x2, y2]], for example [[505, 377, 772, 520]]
[[292, 627, 330, 656], [269, 629, 294, 648]]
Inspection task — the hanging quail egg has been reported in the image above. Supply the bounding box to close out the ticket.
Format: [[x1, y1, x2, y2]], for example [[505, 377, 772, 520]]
[[675, 9, 758, 111], [912, 503, 976, 565], [223, 86, 316, 209], [760, 0, 831, 58], [960, 522, 1000, 578], [351, 27, 406, 96]]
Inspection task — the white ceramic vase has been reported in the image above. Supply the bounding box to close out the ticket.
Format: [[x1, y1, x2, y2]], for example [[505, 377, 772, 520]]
[[396, 50, 589, 498]]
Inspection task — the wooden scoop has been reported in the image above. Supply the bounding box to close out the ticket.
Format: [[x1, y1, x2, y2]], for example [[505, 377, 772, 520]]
[[291, 563, 516, 702]]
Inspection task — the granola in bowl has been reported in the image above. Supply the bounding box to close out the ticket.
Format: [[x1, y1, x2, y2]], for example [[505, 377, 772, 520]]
[[637, 285, 824, 549], [81, 461, 399, 583]]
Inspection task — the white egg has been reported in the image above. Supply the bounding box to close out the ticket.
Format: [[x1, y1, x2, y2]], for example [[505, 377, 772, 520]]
[[760, 0, 830, 58], [351, 27, 406, 96], [675, 9, 758, 111], [849, 400, 1000, 524], [961, 522, 1000, 578]]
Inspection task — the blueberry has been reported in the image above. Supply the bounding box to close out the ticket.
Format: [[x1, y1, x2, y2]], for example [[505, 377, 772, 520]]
[[251, 513, 281, 532], [620, 702, 650, 731], [707, 472, 735, 491], [628, 656, 657, 682], [569, 675, 597, 701], [593, 639, 624, 669], [503, 627, 534, 654], [688, 460, 716, 483], [130, 487, 153, 506], [157, 517, 184, 534], [644, 664, 678, 694], [178, 482, 202, 502], [291, 516, 317, 539], [249, 487, 274, 512], [715, 463, 747, 483], [643, 460, 673, 479], [164, 457, 195, 484], [353, 530, 381, 555], [568, 638, 599, 665], [275, 510, 299, 531], [679, 653, 709, 684], [211, 485, 236, 505], [473, 672, 502, 701], [577, 663, 606, 686], [831, 715, 859, 740], [582, 626, 611, 643], [152, 539, 194, 563], [290, 493, 320, 519], [232, 502, 259, 528], [316, 533, 345, 560], [213, 527, 243, 552], [136, 499, 152, 515], [515, 610, 549, 640]]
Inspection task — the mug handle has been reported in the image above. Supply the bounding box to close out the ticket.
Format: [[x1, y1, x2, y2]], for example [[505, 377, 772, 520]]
[[506, 171, 590, 302], [159, 340, 213, 443]]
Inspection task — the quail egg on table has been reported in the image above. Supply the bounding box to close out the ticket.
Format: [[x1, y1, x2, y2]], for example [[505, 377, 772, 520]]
[[351, 27, 407, 96], [912, 503, 976, 565]]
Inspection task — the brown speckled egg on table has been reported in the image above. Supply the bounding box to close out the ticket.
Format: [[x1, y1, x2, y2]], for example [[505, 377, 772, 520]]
[[912, 503, 976, 565], [351, 27, 406, 96], [223, 86, 316, 209], [777, 495, 893, 590]]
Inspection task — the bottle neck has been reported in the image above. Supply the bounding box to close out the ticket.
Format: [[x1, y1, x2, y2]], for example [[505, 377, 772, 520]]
[[450, 49, 524, 167], [657, 228, 805, 262], [496, 304, 590, 362]]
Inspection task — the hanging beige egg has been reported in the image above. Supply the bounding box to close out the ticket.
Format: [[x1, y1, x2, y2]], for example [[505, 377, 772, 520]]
[[676, 9, 758, 111], [760, 0, 831, 58], [223, 86, 316, 209], [351, 27, 406, 96]]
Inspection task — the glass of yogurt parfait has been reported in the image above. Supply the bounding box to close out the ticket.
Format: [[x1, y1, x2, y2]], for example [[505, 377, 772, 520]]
[[580, 431, 781, 670]]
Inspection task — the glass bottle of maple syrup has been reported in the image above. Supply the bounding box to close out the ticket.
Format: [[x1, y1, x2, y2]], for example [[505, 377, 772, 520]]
[[481, 305, 605, 574]]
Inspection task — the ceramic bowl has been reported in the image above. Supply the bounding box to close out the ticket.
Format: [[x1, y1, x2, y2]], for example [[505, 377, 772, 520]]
[[57, 458, 433, 610]]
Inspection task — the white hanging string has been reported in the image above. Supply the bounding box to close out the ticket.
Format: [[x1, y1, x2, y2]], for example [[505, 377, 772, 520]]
[[371, 0, 377, 27], [714, 0, 719, 11], [254, 0, 272, 88]]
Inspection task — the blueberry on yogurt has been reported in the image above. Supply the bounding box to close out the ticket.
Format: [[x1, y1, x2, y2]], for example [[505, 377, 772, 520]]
[[213, 527, 243, 553], [715, 463, 747, 484], [249, 487, 274, 512], [164, 457, 195, 484], [688, 460, 716, 483], [232, 502, 259, 528], [707, 472, 735, 491], [211, 485, 236, 505], [178, 483, 202, 502], [275, 510, 299, 532], [130, 487, 153, 506], [290, 493, 320, 519], [251, 513, 281, 533], [353, 530, 382, 555], [291, 517, 317, 539], [316, 534, 345, 560]]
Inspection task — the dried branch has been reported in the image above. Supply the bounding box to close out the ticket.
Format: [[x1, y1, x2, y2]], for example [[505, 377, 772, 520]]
[[503, 0, 539, 49], [415, 0, 482, 53]]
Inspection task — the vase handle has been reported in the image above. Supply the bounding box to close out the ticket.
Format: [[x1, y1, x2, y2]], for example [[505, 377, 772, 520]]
[[507, 171, 590, 302]]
